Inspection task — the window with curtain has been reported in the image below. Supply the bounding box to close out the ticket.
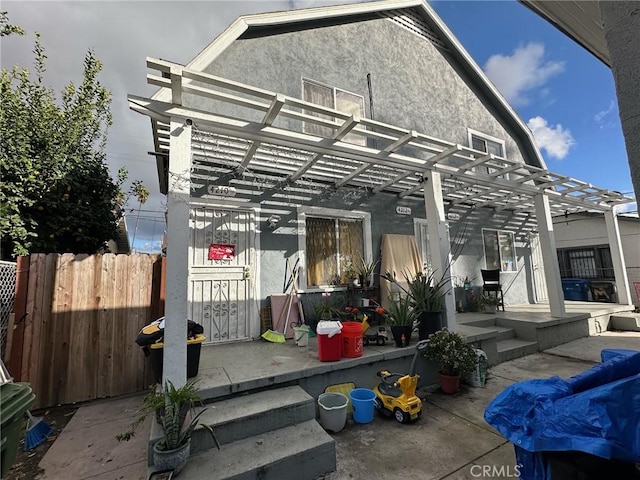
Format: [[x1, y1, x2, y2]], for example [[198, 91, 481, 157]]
[[305, 216, 364, 287], [302, 78, 365, 146], [482, 229, 516, 272]]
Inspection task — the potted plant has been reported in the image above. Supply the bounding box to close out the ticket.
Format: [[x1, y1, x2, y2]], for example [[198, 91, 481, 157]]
[[382, 269, 450, 340], [423, 329, 477, 394], [355, 256, 379, 288], [481, 294, 501, 313], [118, 379, 219, 475], [382, 294, 416, 347], [313, 292, 342, 321]]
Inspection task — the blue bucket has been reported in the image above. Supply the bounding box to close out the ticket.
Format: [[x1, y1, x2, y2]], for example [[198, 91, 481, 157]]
[[349, 388, 376, 424]]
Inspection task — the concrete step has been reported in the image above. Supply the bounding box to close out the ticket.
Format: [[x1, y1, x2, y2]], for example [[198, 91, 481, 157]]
[[493, 326, 515, 341], [496, 338, 539, 364], [460, 317, 497, 328], [163, 420, 336, 480], [611, 314, 640, 332], [148, 385, 315, 464]]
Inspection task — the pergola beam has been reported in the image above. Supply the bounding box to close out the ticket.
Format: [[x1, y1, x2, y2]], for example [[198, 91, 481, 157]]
[[128, 59, 636, 214]]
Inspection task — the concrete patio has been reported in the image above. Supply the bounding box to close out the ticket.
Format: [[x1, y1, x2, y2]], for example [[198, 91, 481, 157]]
[[32, 329, 640, 480]]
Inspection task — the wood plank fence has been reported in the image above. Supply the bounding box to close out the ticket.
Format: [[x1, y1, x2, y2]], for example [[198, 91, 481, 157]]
[[7, 253, 165, 408]]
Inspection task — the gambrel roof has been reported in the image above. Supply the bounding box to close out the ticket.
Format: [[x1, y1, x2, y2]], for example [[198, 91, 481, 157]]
[[132, 0, 634, 220]]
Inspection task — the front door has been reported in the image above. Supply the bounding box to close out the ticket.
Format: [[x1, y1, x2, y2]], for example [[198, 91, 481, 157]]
[[189, 205, 256, 344]]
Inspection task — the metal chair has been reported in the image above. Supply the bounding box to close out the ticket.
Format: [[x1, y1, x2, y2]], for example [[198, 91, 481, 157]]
[[481, 269, 505, 311]]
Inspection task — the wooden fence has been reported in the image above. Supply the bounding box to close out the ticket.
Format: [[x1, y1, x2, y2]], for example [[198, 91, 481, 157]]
[[7, 253, 165, 408]]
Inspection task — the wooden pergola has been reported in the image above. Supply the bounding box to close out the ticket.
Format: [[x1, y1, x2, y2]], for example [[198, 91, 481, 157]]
[[129, 58, 635, 386]]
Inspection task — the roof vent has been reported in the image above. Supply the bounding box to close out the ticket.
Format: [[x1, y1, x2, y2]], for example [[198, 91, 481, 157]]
[[381, 9, 448, 51]]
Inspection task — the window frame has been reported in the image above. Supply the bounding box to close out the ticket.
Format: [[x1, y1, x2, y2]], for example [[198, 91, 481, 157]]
[[482, 228, 517, 273], [301, 77, 366, 146], [557, 245, 614, 280], [467, 128, 505, 158], [297, 206, 372, 292]]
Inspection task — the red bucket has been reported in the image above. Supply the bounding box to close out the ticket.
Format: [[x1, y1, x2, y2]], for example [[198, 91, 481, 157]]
[[341, 322, 363, 358]]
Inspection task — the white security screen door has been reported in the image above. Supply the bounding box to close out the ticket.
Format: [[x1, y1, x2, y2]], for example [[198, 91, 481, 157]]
[[189, 206, 255, 344]]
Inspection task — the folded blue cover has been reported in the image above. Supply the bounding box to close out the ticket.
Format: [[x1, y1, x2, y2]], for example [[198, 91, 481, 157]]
[[484, 351, 640, 480]]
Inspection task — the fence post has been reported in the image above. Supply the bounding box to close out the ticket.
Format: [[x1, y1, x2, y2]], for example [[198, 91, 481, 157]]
[[7, 256, 29, 379]]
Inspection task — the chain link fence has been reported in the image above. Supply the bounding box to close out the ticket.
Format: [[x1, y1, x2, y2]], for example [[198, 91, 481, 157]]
[[0, 260, 17, 360]]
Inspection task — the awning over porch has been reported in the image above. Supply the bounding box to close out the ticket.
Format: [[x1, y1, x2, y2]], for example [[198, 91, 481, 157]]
[[129, 58, 634, 220]]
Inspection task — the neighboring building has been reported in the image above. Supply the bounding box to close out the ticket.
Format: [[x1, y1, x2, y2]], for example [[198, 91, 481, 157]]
[[128, 0, 633, 371], [106, 217, 131, 254], [554, 212, 640, 305]]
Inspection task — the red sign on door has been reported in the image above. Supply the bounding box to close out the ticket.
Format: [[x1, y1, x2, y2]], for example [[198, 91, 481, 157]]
[[208, 244, 235, 260]]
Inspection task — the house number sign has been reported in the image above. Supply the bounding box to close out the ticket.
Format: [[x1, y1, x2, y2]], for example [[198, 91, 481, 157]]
[[396, 206, 412, 215], [207, 185, 236, 197]]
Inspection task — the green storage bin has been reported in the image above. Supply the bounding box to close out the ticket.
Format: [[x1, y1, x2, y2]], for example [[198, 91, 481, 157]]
[[1, 383, 35, 478]]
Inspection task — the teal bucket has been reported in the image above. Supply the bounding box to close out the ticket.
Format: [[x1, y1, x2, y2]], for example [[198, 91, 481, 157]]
[[349, 388, 376, 424]]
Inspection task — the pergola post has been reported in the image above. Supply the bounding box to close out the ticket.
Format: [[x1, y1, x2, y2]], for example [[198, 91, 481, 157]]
[[604, 209, 632, 305], [534, 193, 566, 318], [163, 117, 192, 388], [422, 172, 456, 331]]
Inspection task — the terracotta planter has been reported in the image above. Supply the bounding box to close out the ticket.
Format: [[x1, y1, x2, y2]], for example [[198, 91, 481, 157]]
[[439, 372, 461, 394], [417, 311, 443, 340], [390, 325, 413, 347]]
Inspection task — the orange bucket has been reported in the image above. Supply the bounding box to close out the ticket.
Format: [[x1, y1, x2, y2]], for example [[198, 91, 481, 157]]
[[341, 322, 363, 358]]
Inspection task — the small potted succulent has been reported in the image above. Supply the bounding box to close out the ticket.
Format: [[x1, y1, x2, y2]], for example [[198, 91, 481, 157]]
[[382, 294, 417, 347], [118, 379, 219, 475], [423, 329, 477, 394], [355, 256, 379, 288], [481, 294, 501, 313]]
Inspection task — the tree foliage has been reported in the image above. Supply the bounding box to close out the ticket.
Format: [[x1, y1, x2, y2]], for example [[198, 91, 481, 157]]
[[0, 15, 143, 258]]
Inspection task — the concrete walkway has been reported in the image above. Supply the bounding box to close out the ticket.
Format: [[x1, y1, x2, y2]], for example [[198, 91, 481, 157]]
[[36, 331, 639, 480]]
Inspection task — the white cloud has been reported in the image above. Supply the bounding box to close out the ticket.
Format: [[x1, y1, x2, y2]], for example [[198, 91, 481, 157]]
[[594, 100, 616, 125], [527, 116, 575, 160], [483, 42, 565, 106]]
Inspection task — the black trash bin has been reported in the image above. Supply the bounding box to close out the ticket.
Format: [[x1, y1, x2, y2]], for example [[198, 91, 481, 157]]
[[149, 334, 206, 384], [589, 280, 617, 303], [135, 317, 205, 384]]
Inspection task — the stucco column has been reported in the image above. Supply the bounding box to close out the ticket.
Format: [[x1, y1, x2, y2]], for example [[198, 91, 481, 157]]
[[533, 193, 566, 317], [604, 209, 632, 305], [163, 117, 192, 388], [599, 1, 640, 205], [422, 172, 456, 331]]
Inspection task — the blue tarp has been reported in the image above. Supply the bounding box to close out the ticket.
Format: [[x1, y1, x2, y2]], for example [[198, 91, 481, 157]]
[[484, 350, 640, 480]]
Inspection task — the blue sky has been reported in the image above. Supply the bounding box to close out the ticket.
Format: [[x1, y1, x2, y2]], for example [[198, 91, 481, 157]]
[[1, 1, 635, 253], [432, 1, 632, 197]]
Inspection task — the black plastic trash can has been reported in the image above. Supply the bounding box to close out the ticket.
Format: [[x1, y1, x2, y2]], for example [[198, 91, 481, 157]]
[[1, 382, 35, 478], [149, 334, 206, 384], [589, 280, 617, 303], [561, 278, 590, 301]]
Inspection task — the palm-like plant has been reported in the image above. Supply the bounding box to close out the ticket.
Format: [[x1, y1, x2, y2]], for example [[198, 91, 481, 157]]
[[383, 294, 417, 326], [157, 379, 219, 452]]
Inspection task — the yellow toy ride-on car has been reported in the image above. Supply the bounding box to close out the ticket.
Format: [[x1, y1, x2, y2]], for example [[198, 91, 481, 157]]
[[372, 339, 429, 423]]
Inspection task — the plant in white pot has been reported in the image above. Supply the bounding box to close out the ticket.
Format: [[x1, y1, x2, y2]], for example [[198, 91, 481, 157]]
[[118, 379, 219, 476]]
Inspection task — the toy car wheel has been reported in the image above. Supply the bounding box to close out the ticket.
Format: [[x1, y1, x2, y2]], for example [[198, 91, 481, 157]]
[[394, 408, 409, 424], [376, 336, 385, 346], [373, 397, 383, 411]]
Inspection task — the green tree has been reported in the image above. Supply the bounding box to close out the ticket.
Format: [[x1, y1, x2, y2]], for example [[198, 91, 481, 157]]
[[0, 14, 142, 258]]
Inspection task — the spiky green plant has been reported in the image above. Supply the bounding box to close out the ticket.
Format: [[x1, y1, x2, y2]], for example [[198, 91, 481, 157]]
[[156, 379, 219, 452]]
